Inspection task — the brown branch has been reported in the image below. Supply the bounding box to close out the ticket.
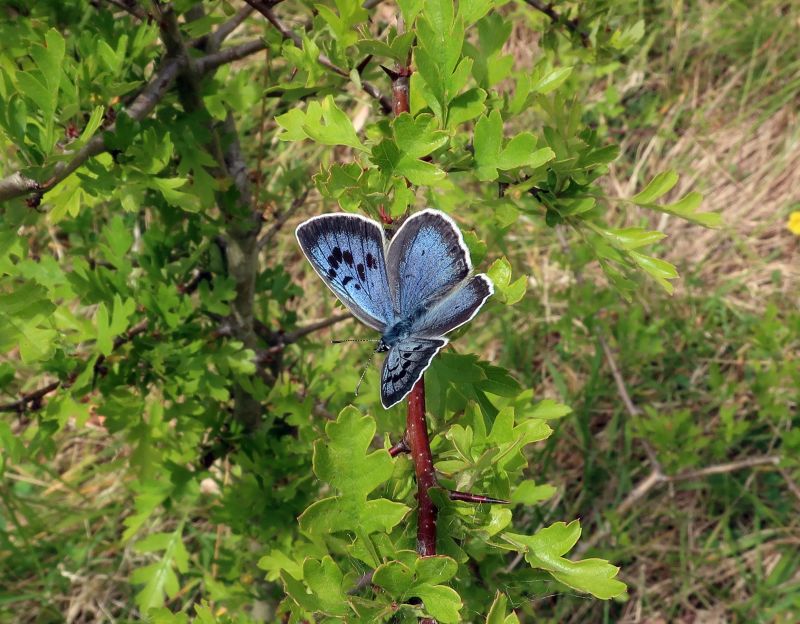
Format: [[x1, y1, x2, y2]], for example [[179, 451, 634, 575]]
[[598, 334, 662, 470], [243, 0, 392, 113], [407, 380, 437, 557], [207, 4, 255, 49], [257, 190, 310, 250], [0, 31, 268, 204], [576, 454, 782, 555], [0, 319, 150, 414], [522, 0, 590, 47], [0, 172, 40, 202], [388, 436, 410, 457], [95, 0, 149, 21]]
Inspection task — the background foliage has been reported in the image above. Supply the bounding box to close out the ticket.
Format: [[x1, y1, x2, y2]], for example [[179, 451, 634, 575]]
[[0, 0, 798, 622]]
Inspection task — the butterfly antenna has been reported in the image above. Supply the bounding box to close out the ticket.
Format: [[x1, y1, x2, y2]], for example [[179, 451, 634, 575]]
[[331, 338, 380, 344], [354, 349, 379, 397]]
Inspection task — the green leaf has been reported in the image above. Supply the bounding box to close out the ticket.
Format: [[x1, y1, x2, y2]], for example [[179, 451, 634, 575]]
[[474, 111, 555, 180], [393, 113, 448, 158], [503, 521, 627, 599], [487, 257, 511, 289], [34, 29, 66, 93], [511, 480, 557, 505], [277, 96, 366, 151], [659, 192, 721, 227], [486, 591, 517, 624], [302, 557, 349, 616], [528, 398, 572, 420], [373, 554, 462, 623], [74, 106, 105, 149], [630, 251, 679, 294], [631, 170, 679, 204], [132, 525, 188, 612], [530, 65, 572, 95], [95, 303, 112, 356], [597, 227, 666, 251], [299, 407, 410, 535], [448, 87, 486, 128]]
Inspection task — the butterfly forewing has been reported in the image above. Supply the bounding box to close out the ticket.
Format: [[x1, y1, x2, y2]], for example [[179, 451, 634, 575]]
[[386, 209, 471, 316], [296, 214, 394, 331], [380, 337, 447, 408], [412, 274, 494, 338]]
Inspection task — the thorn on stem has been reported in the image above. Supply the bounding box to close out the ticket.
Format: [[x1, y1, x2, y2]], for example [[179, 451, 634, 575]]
[[448, 490, 510, 505]]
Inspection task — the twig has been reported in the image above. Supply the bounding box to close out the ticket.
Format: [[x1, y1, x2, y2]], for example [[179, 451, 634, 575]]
[[0, 30, 268, 204], [576, 454, 782, 555], [243, 0, 392, 113], [388, 436, 410, 457], [196, 38, 268, 73], [521, 0, 590, 47], [257, 190, 309, 250], [0, 172, 39, 202], [207, 4, 255, 49], [598, 334, 662, 471], [0, 319, 150, 414], [97, 0, 148, 21], [277, 313, 352, 345]]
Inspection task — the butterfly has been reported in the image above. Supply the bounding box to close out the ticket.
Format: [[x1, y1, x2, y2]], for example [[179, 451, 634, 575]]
[[296, 208, 493, 408]]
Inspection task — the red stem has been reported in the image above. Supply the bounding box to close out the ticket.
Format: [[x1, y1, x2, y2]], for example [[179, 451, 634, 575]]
[[406, 379, 437, 556]]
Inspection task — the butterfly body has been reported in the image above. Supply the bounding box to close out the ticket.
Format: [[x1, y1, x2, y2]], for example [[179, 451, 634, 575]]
[[296, 209, 492, 408]]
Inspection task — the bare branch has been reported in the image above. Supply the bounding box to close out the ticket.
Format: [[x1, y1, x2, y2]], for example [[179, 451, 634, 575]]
[[388, 436, 410, 457], [257, 190, 309, 250], [599, 334, 662, 470], [522, 0, 590, 47], [576, 454, 783, 555], [208, 4, 255, 49], [0, 31, 268, 204], [0, 319, 150, 414], [243, 0, 392, 112], [254, 313, 352, 348], [0, 172, 39, 202], [95, 0, 148, 21]]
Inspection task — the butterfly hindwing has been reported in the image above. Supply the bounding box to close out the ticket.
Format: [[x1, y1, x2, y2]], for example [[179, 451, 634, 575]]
[[386, 209, 471, 316], [296, 214, 394, 331], [381, 337, 447, 408], [413, 274, 494, 338]]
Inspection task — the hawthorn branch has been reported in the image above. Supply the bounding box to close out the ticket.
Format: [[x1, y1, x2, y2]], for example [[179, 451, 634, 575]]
[[207, 4, 255, 49], [0, 30, 268, 204], [157, 4, 265, 430], [407, 381, 438, 557], [96, 0, 149, 21], [0, 319, 150, 414], [243, 0, 392, 113], [522, 0, 590, 47], [257, 189, 310, 250]]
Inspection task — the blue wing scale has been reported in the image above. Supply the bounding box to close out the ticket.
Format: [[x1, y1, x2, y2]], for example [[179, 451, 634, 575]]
[[296, 214, 394, 331]]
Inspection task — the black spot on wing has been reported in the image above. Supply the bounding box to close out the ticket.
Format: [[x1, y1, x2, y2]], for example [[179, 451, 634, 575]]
[[357, 263, 366, 281], [342, 276, 352, 286], [343, 250, 354, 266], [366, 253, 377, 269], [332, 246, 343, 263]]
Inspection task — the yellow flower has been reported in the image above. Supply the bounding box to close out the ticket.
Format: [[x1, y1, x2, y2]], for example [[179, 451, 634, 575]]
[[788, 211, 800, 236]]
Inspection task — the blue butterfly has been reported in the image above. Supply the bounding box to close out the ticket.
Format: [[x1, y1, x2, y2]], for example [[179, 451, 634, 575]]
[[296, 208, 493, 408]]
